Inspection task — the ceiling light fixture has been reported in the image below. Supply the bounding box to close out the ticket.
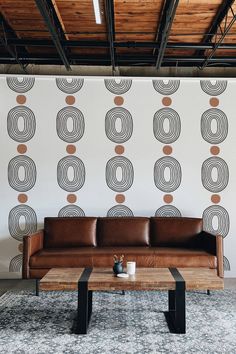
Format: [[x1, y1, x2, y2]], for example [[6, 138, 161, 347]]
[[93, 0, 102, 24]]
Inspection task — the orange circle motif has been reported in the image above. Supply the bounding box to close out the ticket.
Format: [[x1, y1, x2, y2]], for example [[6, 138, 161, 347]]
[[16, 95, 26, 104], [114, 96, 124, 106], [162, 97, 172, 106], [209, 98, 219, 107], [115, 194, 125, 203], [67, 194, 77, 203], [17, 144, 27, 154], [18, 194, 28, 203], [211, 194, 221, 204], [210, 146, 220, 155], [18, 243, 23, 253], [163, 145, 173, 155], [163, 194, 173, 204], [115, 145, 125, 155], [65, 96, 75, 105], [66, 145, 76, 154]]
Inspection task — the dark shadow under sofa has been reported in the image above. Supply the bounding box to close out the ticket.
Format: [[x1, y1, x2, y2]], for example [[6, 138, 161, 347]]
[[23, 216, 224, 281]]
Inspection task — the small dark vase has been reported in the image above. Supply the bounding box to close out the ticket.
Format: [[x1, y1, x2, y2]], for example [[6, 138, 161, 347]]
[[113, 261, 124, 275]]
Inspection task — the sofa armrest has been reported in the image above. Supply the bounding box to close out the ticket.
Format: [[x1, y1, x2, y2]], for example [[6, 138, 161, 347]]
[[22, 230, 44, 279], [200, 231, 224, 278], [216, 234, 224, 278]]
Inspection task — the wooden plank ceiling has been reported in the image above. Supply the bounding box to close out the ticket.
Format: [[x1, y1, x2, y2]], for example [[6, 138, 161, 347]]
[[0, 0, 236, 68]]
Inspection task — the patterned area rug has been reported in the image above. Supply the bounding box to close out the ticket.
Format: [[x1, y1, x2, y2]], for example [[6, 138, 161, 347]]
[[0, 289, 235, 354]]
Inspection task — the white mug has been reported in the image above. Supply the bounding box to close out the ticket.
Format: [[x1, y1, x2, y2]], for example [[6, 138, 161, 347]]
[[127, 261, 136, 275]]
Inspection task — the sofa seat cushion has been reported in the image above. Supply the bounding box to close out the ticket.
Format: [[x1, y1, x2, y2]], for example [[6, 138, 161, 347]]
[[150, 217, 203, 247], [44, 217, 97, 248], [30, 247, 155, 268], [91, 247, 155, 267], [29, 247, 216, 269], [30, 248, 94, 268], [97, 217, 150, 247], [154, 247, 217, 268]]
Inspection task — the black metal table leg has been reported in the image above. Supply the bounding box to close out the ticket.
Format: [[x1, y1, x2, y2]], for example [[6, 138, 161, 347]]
[[164, 268, 186, 334], [88, 290, 93, 323], [35, 279, 39, 296], [73, 268, 93, 335], [168, 290, 175, 311]]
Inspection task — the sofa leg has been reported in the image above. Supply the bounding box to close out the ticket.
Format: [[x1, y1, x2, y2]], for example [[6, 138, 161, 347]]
[[122, 290, 125, 295], [207, 290, 210, 295], [36, 279, 39, 296]]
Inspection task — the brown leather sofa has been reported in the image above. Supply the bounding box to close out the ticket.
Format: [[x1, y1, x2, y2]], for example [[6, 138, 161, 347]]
[[23, 216, 224, 280]]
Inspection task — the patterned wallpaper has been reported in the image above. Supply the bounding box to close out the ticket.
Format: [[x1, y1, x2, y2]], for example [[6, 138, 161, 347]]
[[0, 76, 234, 276]]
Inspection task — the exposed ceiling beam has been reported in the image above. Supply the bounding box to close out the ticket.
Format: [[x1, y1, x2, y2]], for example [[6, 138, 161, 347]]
[[105, 0, 116, 70], [196, 0, 235, 57], [155, 0, 179, 69], [3, 38, 236, 50], [0, 14, 27, 72], [51, 0, 69, 40], [200, 5, 236, 69], [35, 0, 71, 70], [153, 0, 169, 56]]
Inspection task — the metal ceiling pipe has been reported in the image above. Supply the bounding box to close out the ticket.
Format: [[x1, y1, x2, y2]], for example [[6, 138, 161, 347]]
[[3, 39, 236, 51]]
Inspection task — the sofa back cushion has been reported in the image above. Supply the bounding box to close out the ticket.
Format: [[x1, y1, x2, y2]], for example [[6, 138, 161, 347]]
[[97, 217, 150, 247], [150, 217, 203, 247], [44, 217, 97, 248]]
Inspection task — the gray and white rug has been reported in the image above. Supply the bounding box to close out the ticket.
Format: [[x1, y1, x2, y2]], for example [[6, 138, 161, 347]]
[[0, 289, 235, 354]]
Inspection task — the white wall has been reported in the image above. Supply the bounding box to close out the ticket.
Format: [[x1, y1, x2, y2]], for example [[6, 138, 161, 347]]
[[0, 75, 234, 277]]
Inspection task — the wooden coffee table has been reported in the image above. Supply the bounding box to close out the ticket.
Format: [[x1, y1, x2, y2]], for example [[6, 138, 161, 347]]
[[39, 267, 224, 335]]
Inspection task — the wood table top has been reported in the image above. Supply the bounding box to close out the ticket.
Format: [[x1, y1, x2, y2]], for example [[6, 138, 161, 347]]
[[39, 267, 224, 291]]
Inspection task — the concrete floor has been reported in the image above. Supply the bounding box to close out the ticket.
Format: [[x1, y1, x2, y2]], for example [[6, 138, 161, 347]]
[[0, 278, 235, 297]]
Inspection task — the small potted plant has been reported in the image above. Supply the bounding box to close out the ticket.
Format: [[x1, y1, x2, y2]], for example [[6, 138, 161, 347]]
[[113, 254, 124, 274]]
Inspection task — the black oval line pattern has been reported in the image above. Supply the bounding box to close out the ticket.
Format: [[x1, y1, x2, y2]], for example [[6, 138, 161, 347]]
[[8, 205, 37, 241], [105, 107, 133, 143], [201, 108, 228, 144], [155, 205, 182, 217], [153, 108, 181, 143], [9, 254, 23, 272], [154, 157, 181, 192], [56, 78, 84, 94], [200, 80, 227, 96], [56, 107, 85, 143], [104, 79, 132, 94], [58, 205, 85, 217], [203, 205, 230, 238], [223, 256, 231, 271], [106, 156, 134, 192], [7, 106, 36, 142], [8, 156, 37, 192], [107, 205, 134, 217], [57, 156, 85, 192], [152, 80, 180, 95], [201, 157, 229, 193], [6, 77, 35, 93]]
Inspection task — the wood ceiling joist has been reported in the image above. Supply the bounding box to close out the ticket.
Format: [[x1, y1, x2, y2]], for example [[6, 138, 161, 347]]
[[54, 0, 108, 41], [115, 0, 163, 42], [0, 0, 52, 39]]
